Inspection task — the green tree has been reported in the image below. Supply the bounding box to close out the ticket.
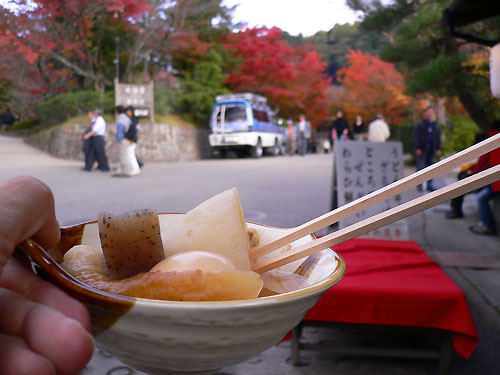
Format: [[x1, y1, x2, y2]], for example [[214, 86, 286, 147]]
[[175, 49, 230, 126], [441, 115, 481, 155], [347, 0, 500, 133]]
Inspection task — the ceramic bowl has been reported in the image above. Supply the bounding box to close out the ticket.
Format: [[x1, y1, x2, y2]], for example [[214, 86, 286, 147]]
[[22, 213, 346, 375]]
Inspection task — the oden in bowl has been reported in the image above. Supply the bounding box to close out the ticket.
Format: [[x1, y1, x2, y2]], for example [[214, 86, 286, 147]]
[[23, 199, 345, 375]]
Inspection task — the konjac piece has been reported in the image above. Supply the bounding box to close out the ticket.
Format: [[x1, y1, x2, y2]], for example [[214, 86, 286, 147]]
[[98, 209, 165, 280]]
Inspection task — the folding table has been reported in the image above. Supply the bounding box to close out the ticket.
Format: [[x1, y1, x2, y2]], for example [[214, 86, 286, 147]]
[[291, 238, 478, 374]]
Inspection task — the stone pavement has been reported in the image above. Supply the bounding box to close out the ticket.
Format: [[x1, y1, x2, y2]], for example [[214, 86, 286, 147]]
[[0, 134, 498, 374]]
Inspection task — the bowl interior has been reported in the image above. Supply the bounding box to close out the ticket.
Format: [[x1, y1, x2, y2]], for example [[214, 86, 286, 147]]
[[77, 213, 345, 299], [40, 213, 345, 332]]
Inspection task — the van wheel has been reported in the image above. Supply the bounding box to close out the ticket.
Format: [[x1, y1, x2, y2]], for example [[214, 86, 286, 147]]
[[271, 138, 280, 156], [218, 149, 227, 159], [251, 139, 263, 158]]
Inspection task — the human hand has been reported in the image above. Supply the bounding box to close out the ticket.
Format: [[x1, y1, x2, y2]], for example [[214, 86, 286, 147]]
[[0, 176, 94, 375], [436, 150, 442, 157], [415, 149, 422, 157]]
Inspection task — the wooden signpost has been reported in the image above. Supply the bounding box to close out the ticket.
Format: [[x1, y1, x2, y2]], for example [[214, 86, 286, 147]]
[[114, 79, 154, 123]]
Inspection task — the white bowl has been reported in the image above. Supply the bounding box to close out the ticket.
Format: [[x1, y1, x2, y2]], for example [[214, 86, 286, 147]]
[[35, 213, 346, 375]]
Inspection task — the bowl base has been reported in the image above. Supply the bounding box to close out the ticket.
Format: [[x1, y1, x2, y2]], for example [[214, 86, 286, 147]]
[[121, 360, 221, 375]]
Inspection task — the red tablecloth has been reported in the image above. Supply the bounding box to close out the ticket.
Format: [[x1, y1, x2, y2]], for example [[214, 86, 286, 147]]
[[304, 238, 478, 358]]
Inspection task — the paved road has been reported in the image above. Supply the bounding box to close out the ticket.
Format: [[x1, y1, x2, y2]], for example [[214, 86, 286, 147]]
[[0, 135, 333, 229], [1, 134, 498, 375]]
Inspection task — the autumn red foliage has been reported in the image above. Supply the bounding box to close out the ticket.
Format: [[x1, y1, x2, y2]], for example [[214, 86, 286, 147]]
[[337, 50, 410, 124], [223, 27, 331, 127], [0, 0, 150, 98]]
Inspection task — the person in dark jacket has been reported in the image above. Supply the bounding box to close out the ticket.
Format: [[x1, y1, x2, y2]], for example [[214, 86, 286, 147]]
[[81, 125, 93, 169], [413, 107, 441, 191], [126, 106, 143, 168], [330, 111, 349, 143], [0, 108, 16, 126], [352, 114, 366, 141]]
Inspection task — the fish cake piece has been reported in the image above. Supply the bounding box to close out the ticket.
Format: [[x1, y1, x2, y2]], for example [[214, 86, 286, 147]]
[[99, 209, 165, 280]]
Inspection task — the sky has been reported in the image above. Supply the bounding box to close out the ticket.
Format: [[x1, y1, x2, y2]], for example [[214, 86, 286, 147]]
[[223, 0, 360, 37]]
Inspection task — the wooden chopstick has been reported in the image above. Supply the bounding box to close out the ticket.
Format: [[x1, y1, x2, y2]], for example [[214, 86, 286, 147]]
[[249, 133, 500, 261], [251, 164, 500, 273]]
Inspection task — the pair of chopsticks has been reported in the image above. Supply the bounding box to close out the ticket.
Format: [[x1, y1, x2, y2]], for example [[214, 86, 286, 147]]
[[250, 134, 500, 273]]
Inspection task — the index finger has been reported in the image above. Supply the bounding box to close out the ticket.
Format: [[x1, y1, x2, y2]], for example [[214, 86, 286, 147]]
[[0, 176, 60, 269]]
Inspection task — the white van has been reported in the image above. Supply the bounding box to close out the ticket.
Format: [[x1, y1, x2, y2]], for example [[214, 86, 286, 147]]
[[208, 93, 284, 158]]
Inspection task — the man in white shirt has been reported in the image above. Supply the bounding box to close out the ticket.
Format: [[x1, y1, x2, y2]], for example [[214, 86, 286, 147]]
[[83, 110, 110, 171], [367, 114, 390, 143]]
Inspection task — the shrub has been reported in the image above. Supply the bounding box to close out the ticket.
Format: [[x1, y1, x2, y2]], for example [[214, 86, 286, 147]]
[[441, 115, 480, 155], [155, 84, 176, 116], [392, 120, 415, 156], [35, 90, 115, 127], [7, 118, 41, 132]]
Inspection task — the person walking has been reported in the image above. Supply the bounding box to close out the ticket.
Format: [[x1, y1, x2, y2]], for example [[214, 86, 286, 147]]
[[83, 110, 109, 172], [367, 114, 390, 142], [413, 107, 441, 191], [112, 105, 140, 177], [330, 111, 349, 144], [285, 120, 296, 156], [297, 114, 309, 156], [126, 106, 144, 168], [80, 124, 93, 170], [353, 114, 366, 141]]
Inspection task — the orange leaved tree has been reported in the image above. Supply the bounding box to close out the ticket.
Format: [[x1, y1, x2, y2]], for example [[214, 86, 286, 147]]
[[337, 50, 410, 124], [224, 27, 331, 127]]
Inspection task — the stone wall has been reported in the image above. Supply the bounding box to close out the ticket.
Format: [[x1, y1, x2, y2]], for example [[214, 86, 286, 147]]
[[24, 122, 211, 163]]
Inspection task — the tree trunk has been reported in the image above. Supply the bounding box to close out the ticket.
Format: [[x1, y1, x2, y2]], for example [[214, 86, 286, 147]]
[[453, 79, 491, 134], [94, 82, 105, 108], [444, 34, 491, 134]]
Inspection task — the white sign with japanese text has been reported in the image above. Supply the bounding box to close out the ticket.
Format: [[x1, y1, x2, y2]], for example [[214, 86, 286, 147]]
[[334, 141, 408, 239], [114, 79, 154, 122]]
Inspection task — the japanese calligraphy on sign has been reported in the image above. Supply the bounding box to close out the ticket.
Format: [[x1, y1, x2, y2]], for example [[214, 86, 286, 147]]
[[334, 141, 408, 239], [114, 79, 155, 122]]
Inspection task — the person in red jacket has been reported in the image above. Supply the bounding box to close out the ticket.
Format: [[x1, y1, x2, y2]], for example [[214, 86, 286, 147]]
[[469, 122, 500, 236], [446, 134, 488, 219]]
